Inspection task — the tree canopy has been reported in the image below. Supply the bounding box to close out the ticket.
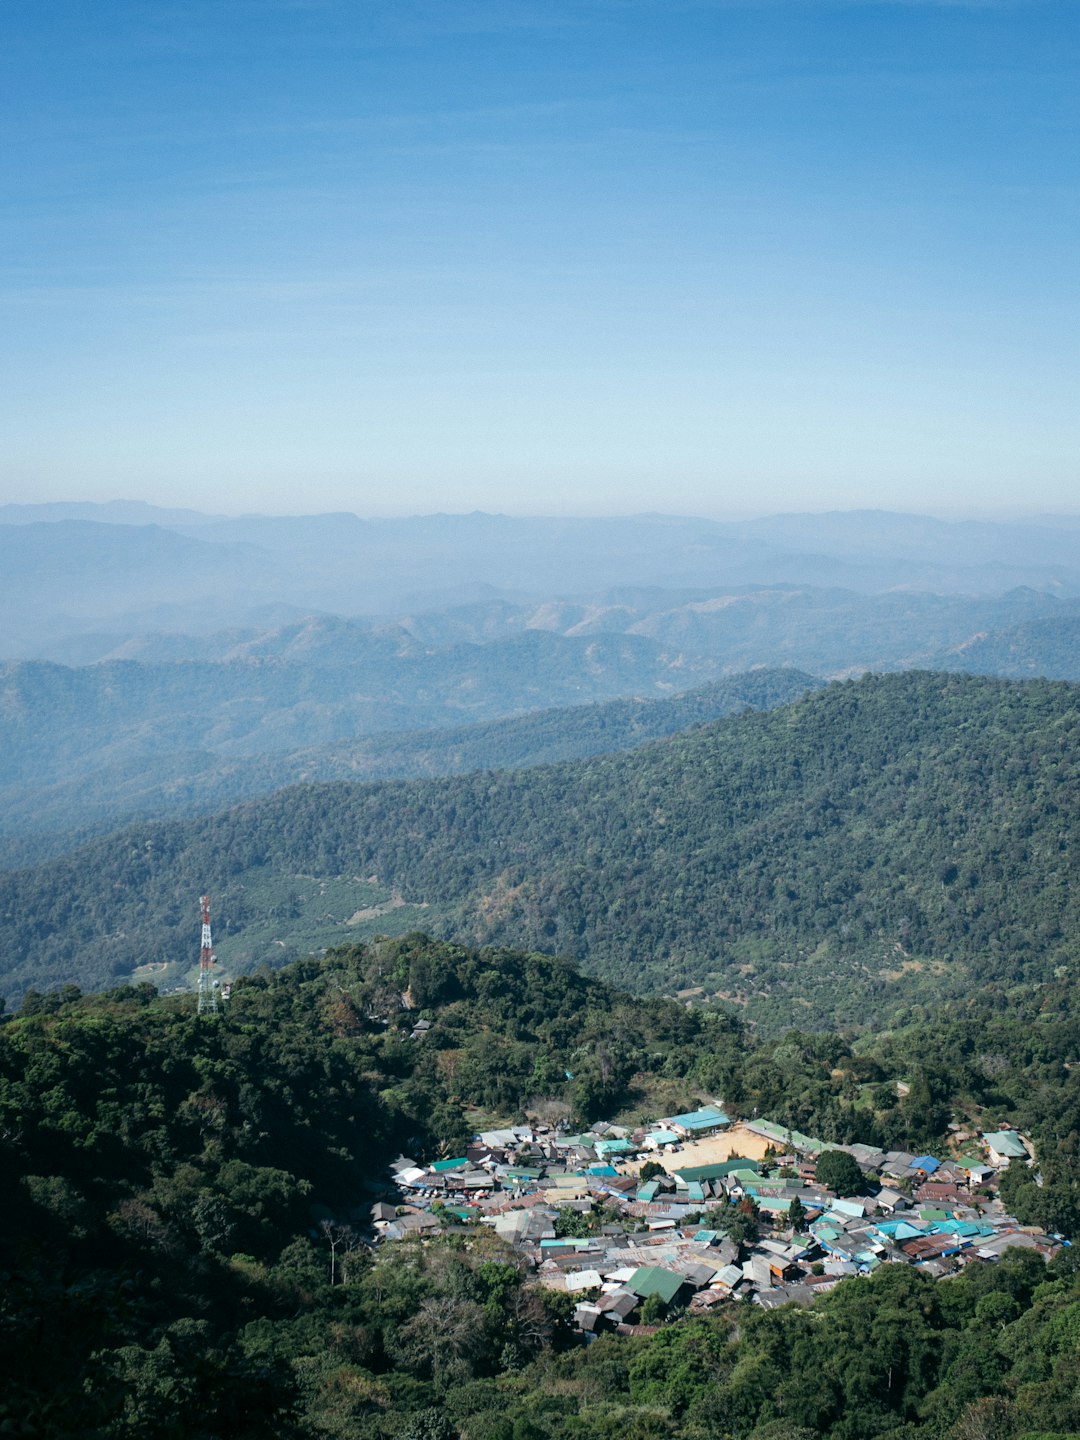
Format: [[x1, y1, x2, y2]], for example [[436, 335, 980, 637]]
[[815, 1149, 865, 1198]]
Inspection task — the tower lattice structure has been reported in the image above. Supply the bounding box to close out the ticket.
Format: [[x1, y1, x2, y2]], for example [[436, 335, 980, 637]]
[[197, 893, 219, 1015]]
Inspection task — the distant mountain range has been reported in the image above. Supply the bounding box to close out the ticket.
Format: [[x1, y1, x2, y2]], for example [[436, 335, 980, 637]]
[[5, 505, 1080, 653], [0, 633, 747, 790], [4, 567, 1079, 864], [923, 614, 1080, 681]]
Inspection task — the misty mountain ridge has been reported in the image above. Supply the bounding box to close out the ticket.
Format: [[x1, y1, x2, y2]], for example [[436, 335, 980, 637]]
[[7, 499, 1080, 567], [5, 505, 1080, 654], [23, 583, 1078, 676], [4, 500, 1078, 887], [4, 580, 1078, 863], [920, 614, 1080, 681], [0, 630, 748, 790]]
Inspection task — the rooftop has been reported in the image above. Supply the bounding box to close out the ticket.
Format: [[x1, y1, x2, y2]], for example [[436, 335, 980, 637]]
[[627, 1266, 688, 1303]]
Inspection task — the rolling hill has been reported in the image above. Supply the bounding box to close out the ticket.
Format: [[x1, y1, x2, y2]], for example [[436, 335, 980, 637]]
[[4, 670, 1078, 1030], [0, 631, 737, 790], [921, 614, 1080, 681], [0, 670, 817, 864]]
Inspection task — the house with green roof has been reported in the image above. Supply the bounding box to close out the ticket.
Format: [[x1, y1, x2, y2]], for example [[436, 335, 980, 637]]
[[626, 1266, 690, 1305], [983, 1131, 1027, 1162], [755, 1195, 795, 1216], [673, 1158, 760, 1184], [745, 1120, 828, 1154]]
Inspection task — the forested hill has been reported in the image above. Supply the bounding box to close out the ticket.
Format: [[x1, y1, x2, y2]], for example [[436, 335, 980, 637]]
[[4, 671, 1079, 1026], [923, 614, 1080, 682], [0, 669, 818, 866], [6, 934, 1080, 1438]]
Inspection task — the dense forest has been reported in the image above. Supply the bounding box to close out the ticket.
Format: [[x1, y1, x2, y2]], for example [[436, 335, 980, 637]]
[[0, 670, 817, 865], [6, 935, 1080, 1439], [4, 671, 1078, 1029]]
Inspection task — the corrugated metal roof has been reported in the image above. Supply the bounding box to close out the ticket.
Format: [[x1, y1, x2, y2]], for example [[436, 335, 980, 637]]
[[673, 1158, 759, 1183], [983, 1132, 1027, 1158], [627, 1266, 688, 1303], [596, 1139, 635, 1156], [664, 1105, 730, 1131]]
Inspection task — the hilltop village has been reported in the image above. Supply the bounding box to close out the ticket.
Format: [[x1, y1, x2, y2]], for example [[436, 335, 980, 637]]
[[371, 1105, 1058, 1332]]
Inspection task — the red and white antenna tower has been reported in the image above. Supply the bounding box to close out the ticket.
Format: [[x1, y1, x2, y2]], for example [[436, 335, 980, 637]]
[[197, 893, 219, 1015]]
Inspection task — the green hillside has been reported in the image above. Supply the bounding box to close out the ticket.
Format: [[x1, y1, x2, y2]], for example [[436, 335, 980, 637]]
[[0, 669, 818, 863], [924, 614, 1080, 681], [6, 936, 1080, 1439], [3, 671, 1078, 1027]]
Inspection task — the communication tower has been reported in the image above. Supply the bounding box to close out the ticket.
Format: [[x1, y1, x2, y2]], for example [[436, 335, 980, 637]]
[[197, 893, 219, 1016]]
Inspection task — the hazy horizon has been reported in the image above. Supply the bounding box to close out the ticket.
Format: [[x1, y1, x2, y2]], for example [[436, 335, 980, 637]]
[[4, 497, 1080, 526]]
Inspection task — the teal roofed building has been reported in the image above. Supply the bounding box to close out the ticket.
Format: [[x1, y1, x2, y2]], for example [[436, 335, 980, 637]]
[[673, 1178, 707, 1204], [829, 1199, 867, 1219], [595, 1138, 635, 1159], [934, 1219, 994, 1238], [747, 1178, 788, 1197], [756, 1195, 794, 1215], [664, 1105, 730, 1137], [983, 1131, 1027, 1161], [745, 1120, 828, 1154], [873, 1220, 925, 1242]]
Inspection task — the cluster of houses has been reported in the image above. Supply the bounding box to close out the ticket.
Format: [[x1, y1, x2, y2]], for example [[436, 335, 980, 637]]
[[369, 1104, 1059, 1334]]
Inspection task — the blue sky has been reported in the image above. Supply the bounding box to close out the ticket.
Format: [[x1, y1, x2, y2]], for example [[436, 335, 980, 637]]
[[1, 0, 1077, 517]]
